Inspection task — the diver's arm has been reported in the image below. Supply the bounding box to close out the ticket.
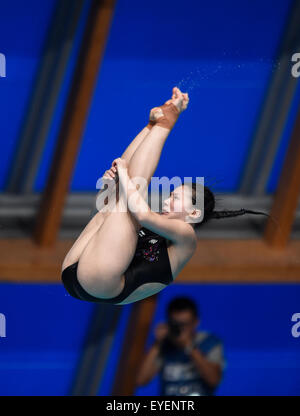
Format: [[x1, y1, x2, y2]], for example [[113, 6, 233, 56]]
[[117, 163, 196, 247]]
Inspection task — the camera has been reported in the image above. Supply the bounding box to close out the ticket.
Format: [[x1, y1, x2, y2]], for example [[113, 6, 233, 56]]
[[167, 318, 185, 338], [159, 319, 187, 354]]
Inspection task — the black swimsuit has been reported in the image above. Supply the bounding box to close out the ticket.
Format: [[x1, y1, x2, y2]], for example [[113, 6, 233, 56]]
[[61, 227, 173, 304]]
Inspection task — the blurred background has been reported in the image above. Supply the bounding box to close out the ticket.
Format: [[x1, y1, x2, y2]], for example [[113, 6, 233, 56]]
[[0, 0, 300, 395]]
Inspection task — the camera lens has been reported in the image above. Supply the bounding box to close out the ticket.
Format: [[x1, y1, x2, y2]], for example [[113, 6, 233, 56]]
[[168, 319, 183, 337]]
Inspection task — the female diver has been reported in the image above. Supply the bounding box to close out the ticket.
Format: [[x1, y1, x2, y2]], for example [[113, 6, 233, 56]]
[[61, 87, 268, 305]]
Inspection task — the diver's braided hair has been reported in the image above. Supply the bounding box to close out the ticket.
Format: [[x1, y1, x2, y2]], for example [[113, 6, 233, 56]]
[[188, 183, 272, 229], [209, 208, 270, 219]]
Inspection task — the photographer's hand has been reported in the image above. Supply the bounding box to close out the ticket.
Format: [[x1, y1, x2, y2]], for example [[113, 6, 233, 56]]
[[174, 330, 222, 387], [173, 329, 196, 353], [154, 322, 169, 346], [135, 322, 168, 387]]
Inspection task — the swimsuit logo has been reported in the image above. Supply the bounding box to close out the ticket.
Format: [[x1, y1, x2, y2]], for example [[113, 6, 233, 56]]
[[136, 238, 161, 262], [137, 230, 161, 262], [142, 240, 160, 262], [149, 239, 158, 244]]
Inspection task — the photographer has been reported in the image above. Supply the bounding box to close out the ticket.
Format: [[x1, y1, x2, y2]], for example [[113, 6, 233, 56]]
[[135, 297, 225, 396]]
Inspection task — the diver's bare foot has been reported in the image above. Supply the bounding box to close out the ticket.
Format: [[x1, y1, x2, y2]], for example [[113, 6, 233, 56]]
[[149, 87, 189, 122], [147, 87, 189, 130], [165, 87, 189, 113]]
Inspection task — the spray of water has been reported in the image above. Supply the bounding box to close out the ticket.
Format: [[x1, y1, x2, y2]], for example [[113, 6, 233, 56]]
[[176, 52, 281, 93]]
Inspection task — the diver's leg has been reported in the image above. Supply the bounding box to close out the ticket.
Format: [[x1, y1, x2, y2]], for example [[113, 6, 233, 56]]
[[128, 125, 170, 195], [95, 123, 154, 211], [62, 122, 147, 270], [76, 197, 141, 299], [121, 124, 153, 163], [62, 120, 154, 271], [61, 210, 107, 271], [127, 88, 185, 197]]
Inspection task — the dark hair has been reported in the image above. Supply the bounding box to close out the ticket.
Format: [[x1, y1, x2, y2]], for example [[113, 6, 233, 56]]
[[186, 182, 272, 230], [167, 296, 198, 319]]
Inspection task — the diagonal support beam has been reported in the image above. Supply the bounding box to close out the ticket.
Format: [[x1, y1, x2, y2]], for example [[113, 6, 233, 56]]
[[34, 0, 116, 246], [71, 304, 122, 396], [6, 0, 85, 193], [240, 0, 300, 195], [264, 104, 300, 247], [112, 295, 158, 395]]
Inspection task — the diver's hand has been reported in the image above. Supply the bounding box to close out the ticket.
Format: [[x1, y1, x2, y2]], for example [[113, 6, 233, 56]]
[[112, 157, 128, 171], [102, 161, 119, 184]]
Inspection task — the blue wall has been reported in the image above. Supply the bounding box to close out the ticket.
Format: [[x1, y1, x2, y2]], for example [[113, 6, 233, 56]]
[[0, 283, 94, 395], [1, 282, 299, 395], [1, 0, 295, 193]]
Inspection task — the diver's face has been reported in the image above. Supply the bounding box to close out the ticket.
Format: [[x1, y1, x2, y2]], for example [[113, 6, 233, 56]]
[[162, 185, 194, 222]]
